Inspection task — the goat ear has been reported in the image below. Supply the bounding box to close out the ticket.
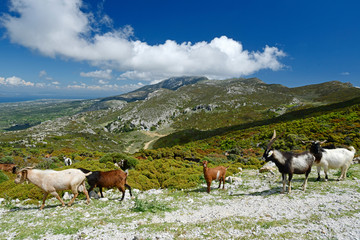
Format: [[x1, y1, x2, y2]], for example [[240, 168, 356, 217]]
[[267, 150, 274, 158]]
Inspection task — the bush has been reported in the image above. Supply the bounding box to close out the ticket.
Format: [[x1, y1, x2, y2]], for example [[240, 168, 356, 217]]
[[0, 171, 9, 184], [0, 156, 14, 164], [99, 152, 138, 169], [132, 196, 171, 213]]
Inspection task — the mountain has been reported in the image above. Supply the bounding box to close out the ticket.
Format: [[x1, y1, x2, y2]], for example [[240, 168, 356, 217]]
[[102, 76, 207, 102], [0, 77, 359, 153]]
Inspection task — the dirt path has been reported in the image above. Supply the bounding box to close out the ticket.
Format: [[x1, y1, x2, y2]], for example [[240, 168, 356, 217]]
[[142, 131, 167, 149]]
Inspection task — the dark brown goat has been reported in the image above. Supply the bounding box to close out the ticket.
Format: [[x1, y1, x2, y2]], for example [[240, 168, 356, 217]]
[[202, 161, 229, 193], [0, 163, 17, 174], [78, 168, 132, 201]]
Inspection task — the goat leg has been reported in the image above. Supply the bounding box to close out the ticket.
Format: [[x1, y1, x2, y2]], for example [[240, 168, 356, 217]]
[[125, 184, 132, 197], [51, 191, 65, 208], [99, 186, 104, 198], [302, 170, 310, 191], [83, 184, 91, 204], [288, 173, 293, 193], [119, 186, 126, 201], [206, 181, 211, 193], [281, 173, 286, 194], [68, 192, 78, 207], [316, 166, 321, 181], [40, 192, 48, 210]]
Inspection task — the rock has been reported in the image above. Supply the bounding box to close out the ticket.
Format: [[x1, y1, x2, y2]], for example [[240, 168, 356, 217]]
[[0, 198, 4, 204], [259, 162, 277, 173], [353, 157, 360, 164], [63, 192, 74, 200], [99, 197, 109, 201], [226, 176, 233, 184], [226, 176, 242, 184], [89, 190, 100, 199]]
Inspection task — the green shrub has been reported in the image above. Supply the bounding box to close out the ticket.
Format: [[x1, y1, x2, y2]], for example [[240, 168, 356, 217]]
[[35, 159, 58, 169], [0, 156, 14, 164], [99, 152, 138, 169], [0, 171, 9, 184], [132, 196, 171, 213]]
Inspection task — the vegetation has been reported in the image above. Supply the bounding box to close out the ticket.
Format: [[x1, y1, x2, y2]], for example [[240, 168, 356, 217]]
[[0, 96, 359, 202]]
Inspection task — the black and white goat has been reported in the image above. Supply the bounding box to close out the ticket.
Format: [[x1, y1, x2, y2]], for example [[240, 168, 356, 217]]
[[263, 130, 315, 193], [309, 140, 356, 181]]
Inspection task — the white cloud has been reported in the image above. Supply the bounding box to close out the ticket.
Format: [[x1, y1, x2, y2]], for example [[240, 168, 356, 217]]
[[80, 69, 112, 79], [0, 76, 34, 86], [2, 0, 286, 82], [341, 72, 350, 76], [98, 79, 108, 84], [66, 82, 143, 92]]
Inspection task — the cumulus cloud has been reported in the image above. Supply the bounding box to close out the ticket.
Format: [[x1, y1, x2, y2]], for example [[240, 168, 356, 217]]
[[1, 0, 286, 82], [80, 69, 112, 79], [0, 76, 34, 86]]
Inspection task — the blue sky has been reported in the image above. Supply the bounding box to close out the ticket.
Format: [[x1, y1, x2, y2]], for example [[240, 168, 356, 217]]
[[0, 0, 359, 102]]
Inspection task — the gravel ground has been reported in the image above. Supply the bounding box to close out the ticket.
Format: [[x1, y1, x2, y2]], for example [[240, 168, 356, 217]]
[[1, 166, 360, 240]]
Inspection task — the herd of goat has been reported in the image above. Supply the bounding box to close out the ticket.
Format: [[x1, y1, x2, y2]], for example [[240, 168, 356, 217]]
[[1, 130, 357, 210]]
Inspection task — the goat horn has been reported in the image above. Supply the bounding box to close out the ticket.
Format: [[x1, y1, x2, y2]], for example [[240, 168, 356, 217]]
[[319, 140, 327, 144], [266, 130, 277, 150], [266, 130, 285, 150]]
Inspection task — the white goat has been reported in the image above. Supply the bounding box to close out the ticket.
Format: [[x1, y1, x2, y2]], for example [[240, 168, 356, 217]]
[[14, 167, 91, 210], [64, 157, 72, 166], [309, 141, 356, 181]]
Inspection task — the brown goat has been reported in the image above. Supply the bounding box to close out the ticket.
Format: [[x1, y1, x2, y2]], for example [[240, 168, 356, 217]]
[[0, 163, 17, 174], [202, 161, 229, 193], [78, 168, 132, 201]]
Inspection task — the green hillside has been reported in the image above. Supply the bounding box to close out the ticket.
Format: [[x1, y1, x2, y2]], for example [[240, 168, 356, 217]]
[[0, 93, 359, 198]]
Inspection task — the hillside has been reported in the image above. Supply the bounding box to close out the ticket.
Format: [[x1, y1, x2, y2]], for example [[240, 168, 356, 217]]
[[0, 77, 359, 153]]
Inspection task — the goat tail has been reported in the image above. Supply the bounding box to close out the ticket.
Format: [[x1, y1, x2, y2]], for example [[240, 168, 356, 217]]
[[225, 166, 230, 170], [349, 146, 356, 154], [84, 171, 92, 177]]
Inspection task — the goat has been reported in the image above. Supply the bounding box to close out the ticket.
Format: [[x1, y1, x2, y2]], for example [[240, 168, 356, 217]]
[[262, 130, 315, 193], [78, 168, 132, 201], [64, 157, 72, 166], [309, 140, 356, 181], [202, 160, 229, 193], [0, 163, 17, 174], [14, 167, 91, 210]]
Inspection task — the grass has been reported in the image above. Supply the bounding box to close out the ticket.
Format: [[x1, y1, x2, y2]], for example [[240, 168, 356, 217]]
[[132, 196, 172, 213]]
